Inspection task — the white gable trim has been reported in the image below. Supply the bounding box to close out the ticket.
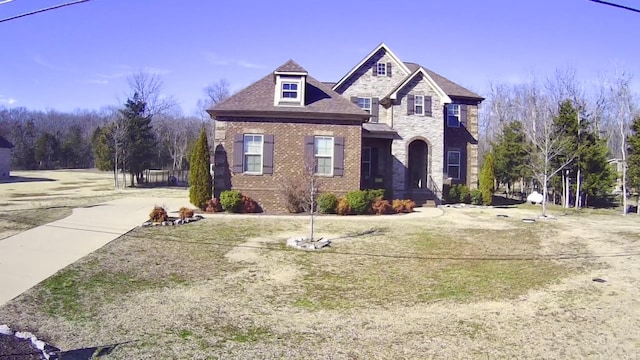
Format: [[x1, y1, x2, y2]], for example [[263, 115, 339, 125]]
[[332, 43, 411, 91], [388, 68, 452, 104]]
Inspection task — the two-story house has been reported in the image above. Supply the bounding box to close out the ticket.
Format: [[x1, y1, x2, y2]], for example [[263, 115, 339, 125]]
[[208, 43, 483, 212]]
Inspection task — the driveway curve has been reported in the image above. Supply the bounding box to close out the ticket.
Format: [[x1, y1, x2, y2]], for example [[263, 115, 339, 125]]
[[0, 197, 192, 305]]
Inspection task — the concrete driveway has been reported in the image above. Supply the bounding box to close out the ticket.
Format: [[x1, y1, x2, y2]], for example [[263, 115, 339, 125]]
[[0, 197, 192, 306]]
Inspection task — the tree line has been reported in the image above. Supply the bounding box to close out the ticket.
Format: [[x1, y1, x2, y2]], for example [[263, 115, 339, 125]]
[[0, 72, 230, 188], [480, 67, 640, 214]]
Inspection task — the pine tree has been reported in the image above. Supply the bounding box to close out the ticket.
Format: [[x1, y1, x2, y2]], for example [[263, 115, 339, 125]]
[[189, 128, 212, 209], [479, 153, 495, 205], [120, 93, 156, 186], [492, 121, 531, 195]]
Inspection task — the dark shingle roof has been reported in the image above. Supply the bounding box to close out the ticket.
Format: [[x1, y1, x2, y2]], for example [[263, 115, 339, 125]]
[[0, 135, 14, 149], [209, 61, 370, 121], [274, 59, 308, 73], [404, 62, 483, 100]]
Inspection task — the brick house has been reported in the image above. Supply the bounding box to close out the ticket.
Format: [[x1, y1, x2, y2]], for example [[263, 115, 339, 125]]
[[208, 43, 483, 212]]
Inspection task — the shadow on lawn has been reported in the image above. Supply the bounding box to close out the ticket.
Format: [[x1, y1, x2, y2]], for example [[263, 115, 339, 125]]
[[0, 176, 57, 184]]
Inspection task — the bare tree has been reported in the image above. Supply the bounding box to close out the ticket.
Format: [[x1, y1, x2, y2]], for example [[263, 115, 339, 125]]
[[517, 81, 576, 216], [126, 71, 180, 118], [607, 68, 636, 214]]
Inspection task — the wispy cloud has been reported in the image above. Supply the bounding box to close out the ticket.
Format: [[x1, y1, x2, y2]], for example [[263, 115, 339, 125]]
[[0, 95, 17, 105], [87, 65, 171, 85], [204, 52, 265, 69]]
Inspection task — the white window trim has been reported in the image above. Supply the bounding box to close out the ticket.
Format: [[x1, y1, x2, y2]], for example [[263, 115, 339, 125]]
[[243, 134, 263, 175], [357, 97, 372, 113], [274, 75, 305, 106], [376, 62, 387, 76], [447, 104, 460, 127], [362, 147, 371, 179], [415, 95, 424, 116], [447, 150, 461, 180], [314, 136, 334, 177]]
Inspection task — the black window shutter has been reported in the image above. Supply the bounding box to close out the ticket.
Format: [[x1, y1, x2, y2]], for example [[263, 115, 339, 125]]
[[263, 134, 274, 174], [232, 134, 244, 173], [371, 97, 379, 123], [387, 62, 392, 77], [304, 136, 314, 169], [407, 95, 415, 115], [350, 96, 358, 105], [460, 104, 468, 127], [372, 63, 378, 77], [334, 136, 345, 177], [425, 96, 432, 116]]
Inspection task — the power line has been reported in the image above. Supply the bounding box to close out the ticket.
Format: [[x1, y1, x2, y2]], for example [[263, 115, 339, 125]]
[[589, 0, 640, 13], [0, 0, 92, 23]]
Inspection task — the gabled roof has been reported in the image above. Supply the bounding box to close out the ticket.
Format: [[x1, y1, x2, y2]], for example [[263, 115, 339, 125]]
[[332, 43, 411, 92], [208, 61, 370, 121], [386, 67, 452, 104], [0, 135, 14, 149], [405, 62, 483, 100], [274, 59, 308, 75]]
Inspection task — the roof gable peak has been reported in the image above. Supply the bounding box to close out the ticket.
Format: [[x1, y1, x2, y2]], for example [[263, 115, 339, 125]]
[[332, 43, 410, 91]]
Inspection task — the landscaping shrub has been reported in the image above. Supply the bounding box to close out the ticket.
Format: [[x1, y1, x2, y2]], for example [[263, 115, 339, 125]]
[[240, 195, 261, 213], [346, 190, 369, 214], [371, 199, 393, 215], [205, 198, 222, 213], [178, 207, 194, 220], [364, 189, 386, 202], [317, 193, 338, 214], [458, 185, 471, 204], [392, 199, 416, 213], [448, 185, 461, 203], [471, 189, 483, 205], [336, 197, 352, 215], [479, 153, 495, 205], [189, 129, 212, 210], [220, 190, 242, 213], [149, 206, 168, 222]]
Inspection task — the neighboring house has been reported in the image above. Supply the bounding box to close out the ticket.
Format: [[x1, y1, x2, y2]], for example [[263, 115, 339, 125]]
[[0, 135, 14, 180], [208, 43, 484, 212]]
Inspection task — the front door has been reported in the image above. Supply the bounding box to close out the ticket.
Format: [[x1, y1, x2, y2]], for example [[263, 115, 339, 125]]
[[408, 140, 428, 189]]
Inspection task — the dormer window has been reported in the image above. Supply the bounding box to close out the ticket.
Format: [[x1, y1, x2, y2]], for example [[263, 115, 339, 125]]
[[282, 82, 299, 99], [274, 75, 305, 106]]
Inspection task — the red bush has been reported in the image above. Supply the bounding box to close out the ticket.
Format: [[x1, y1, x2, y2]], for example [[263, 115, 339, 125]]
[[392, 199, 416, 213], [205, 198, 222, 213], [371, 199, 393, 215], [336, 197, 352, 215], [240, 195, 261, 213]]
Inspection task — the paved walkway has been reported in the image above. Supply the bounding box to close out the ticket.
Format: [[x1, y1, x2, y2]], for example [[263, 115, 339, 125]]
[[0, 197, 192, 306]]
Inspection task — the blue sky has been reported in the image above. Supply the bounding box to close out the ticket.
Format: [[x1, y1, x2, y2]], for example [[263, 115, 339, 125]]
[[1, 0, 639, 115]]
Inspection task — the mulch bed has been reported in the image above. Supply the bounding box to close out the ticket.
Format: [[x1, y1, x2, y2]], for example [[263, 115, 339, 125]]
[[0, 334, 45, 359]]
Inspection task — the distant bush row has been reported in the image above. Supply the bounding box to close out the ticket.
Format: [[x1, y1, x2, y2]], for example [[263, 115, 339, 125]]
[[205, 190, 261, 213], [317, 189, 415, 215], [445, 184, 483, 205]]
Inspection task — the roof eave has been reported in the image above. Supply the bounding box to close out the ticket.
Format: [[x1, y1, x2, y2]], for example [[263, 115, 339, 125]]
[[208, 109, 369, 122], [387, 68, 452, 104]]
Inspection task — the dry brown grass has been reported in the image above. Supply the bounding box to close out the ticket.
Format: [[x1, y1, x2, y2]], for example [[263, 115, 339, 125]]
[[2, 174, 640, 358], [3, 206, 626, 359]]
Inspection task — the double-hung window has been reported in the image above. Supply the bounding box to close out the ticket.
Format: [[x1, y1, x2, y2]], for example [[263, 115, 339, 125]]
[[282, 82, 298, 99], [314, 136, 334, 176], [447, 104, 460, 127], [447, 151, 461, 180], [415, 95, 424, 115], [357, 97, 371, 113], [243, 134, 263, 173]]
